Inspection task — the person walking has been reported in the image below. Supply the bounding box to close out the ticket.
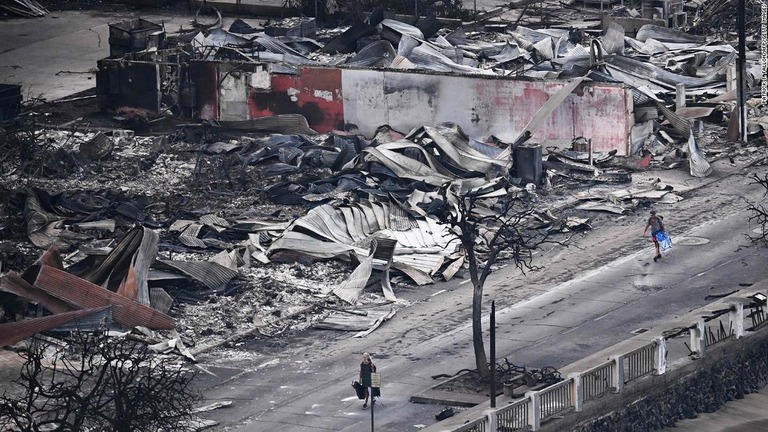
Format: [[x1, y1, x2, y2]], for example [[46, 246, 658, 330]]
[[359, 352, 376, 409], [643, 210, 665, 262]]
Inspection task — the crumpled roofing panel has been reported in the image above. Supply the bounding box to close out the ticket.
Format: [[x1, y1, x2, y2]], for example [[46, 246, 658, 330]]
[[155, 259, 239, 289], [332, 248, 376, 304], [267, 201, 457, 280], [33, 265, 174, 330], [0, 307, 111, 347]]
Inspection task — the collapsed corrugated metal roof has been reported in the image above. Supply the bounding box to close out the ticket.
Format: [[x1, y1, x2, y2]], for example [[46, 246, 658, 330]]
[[5, 0, 767, 352], [31, 264, 175, 330], [0, 307, 111, 347]]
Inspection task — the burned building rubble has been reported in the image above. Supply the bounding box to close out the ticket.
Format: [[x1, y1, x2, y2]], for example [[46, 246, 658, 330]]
[[95, 3, 768, 154], [1, 0, 767, 373]]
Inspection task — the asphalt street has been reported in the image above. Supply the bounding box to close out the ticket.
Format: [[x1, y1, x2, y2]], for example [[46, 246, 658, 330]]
[[194, 180, 768, 431]]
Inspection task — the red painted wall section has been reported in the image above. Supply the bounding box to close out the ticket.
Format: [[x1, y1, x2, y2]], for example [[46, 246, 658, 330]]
[[248, 67, 344, 132]]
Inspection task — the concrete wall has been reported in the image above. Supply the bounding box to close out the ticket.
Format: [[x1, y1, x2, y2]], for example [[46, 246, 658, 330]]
[[339, 69, 633, 153], [99, 59, 635, 154], [226, 64, 633, 154]]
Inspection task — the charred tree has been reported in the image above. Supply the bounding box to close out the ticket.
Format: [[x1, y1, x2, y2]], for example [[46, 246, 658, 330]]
[[0, 329, 200, 432], [439, 180, 553, 379], [746, 172, 768, 245]]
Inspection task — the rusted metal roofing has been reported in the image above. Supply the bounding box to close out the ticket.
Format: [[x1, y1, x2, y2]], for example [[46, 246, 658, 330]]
[[0, 307, 110, 347], [32, 246, 64, 269], [33, 265, 174, 330], [1, 271, 74, 314]]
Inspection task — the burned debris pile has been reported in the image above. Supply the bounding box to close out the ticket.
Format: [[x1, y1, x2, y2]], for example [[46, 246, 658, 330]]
[[0, 0, 48, 17], [91, 3, 767, 177], [2, 0, 767, 369], [1, 115, 604, 357]]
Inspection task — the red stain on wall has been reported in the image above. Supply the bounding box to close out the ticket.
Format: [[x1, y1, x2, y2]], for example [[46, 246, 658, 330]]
[[248, 67, 344, 132], [572, 86, 630, 153]]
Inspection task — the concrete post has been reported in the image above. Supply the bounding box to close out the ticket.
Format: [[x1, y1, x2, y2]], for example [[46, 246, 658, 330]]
[[526, 390, 541, 431], [675, 83, 686, 110], [726, 64, 737, 93], [485, 409, 497, 431], [729, 302, 744, 338], [654, 336, 667, 375], [569, 373, 583, 412], [610, 355, 624, 393], [690, 319, 706, 357]]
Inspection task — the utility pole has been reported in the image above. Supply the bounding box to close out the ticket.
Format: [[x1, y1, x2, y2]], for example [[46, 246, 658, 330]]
[[736, 0, 747, 141], [490, 301, 496, 408]]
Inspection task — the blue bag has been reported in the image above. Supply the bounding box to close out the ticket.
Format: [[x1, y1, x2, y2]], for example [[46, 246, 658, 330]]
[[655, 231, 672, 252]]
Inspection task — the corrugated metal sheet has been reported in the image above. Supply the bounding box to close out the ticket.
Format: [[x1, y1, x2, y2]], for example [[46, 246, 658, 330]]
[[32, 246, 64, 269], [216, 114, 318, 135], [332, 250, 374, 304], [33, 265, 174, 330], [49, 308, 114, 332], [0, 307, 111, 347], [313, 307, 396, 335], [179, 223, 207, 248], [394, 253, 446, 275], [155, 259, 238, 289], [391, 262, 434, 285], [267, 201, 456, 284], [1, 271, 74, 314]]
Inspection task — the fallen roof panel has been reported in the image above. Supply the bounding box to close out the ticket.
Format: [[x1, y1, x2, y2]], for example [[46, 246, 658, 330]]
[[33, 265, 174, 330], [0, 307, 111, 347], [1, 271, 75, 314], [154, 259, 239, 289]]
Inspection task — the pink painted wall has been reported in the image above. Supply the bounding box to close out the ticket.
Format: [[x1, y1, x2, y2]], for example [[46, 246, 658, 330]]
[[200, 64, 633, 154]]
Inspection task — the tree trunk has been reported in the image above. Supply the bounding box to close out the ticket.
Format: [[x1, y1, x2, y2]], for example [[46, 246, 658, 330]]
[[472, 280, 489, 379]]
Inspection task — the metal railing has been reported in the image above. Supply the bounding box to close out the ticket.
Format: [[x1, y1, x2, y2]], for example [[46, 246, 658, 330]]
[[623, 342, 656, 384], [747, 302, 767, 330], [538, 378, 573, 421], [704, 318, 734, 348], [581, 361, 616, 402], [497, 398, 530, 431], [437, 288, 766, 432], [453, 417, 488, 432]]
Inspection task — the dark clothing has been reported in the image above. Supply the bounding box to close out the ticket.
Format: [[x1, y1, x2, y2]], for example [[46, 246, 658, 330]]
[[352, 381, 366, 399], [360, 362, 376, 387], [647, 215, 664, 243]]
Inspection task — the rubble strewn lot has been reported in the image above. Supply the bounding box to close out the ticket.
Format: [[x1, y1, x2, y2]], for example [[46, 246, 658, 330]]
[[0, 0, 767, 413]]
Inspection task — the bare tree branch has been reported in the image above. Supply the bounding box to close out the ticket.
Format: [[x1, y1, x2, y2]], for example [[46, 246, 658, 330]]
[[746, 172, 768, 246], [0, 328, 200, 431], [437, 179, 570, 379]]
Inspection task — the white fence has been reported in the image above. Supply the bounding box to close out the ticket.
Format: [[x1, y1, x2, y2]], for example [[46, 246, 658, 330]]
[[439, 289, 768, 432]]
